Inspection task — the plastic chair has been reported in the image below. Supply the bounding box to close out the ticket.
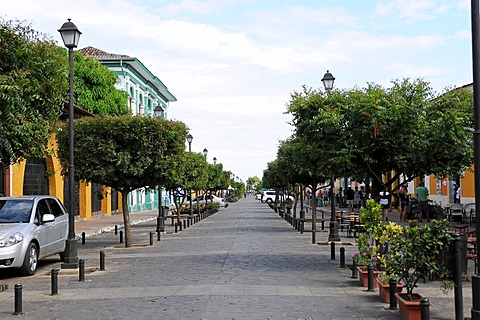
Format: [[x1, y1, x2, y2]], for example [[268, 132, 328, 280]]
[[448, 204, 464, 223]]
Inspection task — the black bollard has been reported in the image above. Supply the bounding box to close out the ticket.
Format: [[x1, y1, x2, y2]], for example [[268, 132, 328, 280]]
[[100, 251, 105, 271], [175, 223, 178, 233], [115, 225, 118, 235], [156, 216, 161, 233], [452, 234, 464, 320], [352, 259, 358, 278], [157, 230, 161, 241], [81, 232, 86, 245], [119, 230, 123, 243], [187, 218, 190, 227], [51, 269, 59, 295], [420, 297, 430, 320], [367, 264, 374, 291], [183, 220, 186, 230], [179, 221, 183, 231], [301, 222, 304, 234], [330, 241, 336, 260], [389, 278, 398, 310], [14, 283, 22, 315], [339, 247, 346, 268], [79, 259, 85, 282], [149, 232, 153, 246]]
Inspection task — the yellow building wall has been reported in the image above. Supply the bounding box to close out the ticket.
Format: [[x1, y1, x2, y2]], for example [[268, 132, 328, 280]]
[[79, 181, 92, 220], [101, 186, 112, 216], [462, 166, 475, 198], [11, 161, 26, 196]]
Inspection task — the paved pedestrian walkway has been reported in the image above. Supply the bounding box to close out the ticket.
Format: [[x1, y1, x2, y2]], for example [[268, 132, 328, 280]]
[[0, 197, 474, 319]]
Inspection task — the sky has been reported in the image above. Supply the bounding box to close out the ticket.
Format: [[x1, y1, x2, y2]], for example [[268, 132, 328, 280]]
[[2, 0, 475, 184]]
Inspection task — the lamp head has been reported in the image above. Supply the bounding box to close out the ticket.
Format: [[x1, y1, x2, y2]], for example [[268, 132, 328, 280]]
[[321, 70, 335, 91], [58, 19, 81, 48]]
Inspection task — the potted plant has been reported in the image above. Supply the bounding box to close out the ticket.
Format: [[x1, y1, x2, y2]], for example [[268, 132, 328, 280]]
[[387, 219, 452, 320], [375, 272, 404, 303], [353, 200, 383, 286]]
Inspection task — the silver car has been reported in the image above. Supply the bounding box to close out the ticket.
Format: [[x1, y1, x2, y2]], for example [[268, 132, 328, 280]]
[[0, 196, 69, 275]]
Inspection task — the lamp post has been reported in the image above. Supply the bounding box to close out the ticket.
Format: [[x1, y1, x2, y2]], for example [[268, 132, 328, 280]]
[[203, 148, 208, 159], [321, 70, 340, 242], [58, 19, 81, 269], [154, 106, 165, 232], [470, 2, 480, 318], [213, 157, 217, 165], [187, 134, 193, 152], [186, 134, 194, 217]]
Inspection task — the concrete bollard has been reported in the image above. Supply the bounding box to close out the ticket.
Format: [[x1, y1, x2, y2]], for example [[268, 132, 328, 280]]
[[81, 232, 86, 245], [51, 269, 59, 295], [339, 247, 345, 268], [367, 264, 374, 291], [100, 251, 105, 271], [330, 241, 336, 260], [420, 297, 430, 320], [389, 278, 398, 310], [14, 283, 22, 315], [79, 259, 85, 282]]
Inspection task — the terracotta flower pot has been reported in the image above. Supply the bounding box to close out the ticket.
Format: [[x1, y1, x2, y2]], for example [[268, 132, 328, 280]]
[[395, 292, 431, 320], [375, 278, 403, 303], [357, 266, 380, 287]]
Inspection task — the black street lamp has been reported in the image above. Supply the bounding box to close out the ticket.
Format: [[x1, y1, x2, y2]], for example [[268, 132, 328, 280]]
[[186, 134, 193, 152], [154, 106, 165, 232], [321, 70, 340, 242], [186, 134, 194, 217], [213, 157, 217, 165], [154, 105, 165, 119], [203, 148, 208, 159], [470, 2, 480, 318], [58, 19, 81, 269]]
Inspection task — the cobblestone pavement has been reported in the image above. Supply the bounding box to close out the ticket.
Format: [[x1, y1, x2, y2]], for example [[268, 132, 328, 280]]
[[0, 197, 474, 319]]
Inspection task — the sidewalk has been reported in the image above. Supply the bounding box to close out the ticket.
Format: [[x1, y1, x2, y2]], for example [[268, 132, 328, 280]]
[[0, 197, 474, 319]]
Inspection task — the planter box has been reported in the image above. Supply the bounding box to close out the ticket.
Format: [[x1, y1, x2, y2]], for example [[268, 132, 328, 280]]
[[376, 278, 403, 303], [395, 292, 430, 320], [357, 266, 380, 287]]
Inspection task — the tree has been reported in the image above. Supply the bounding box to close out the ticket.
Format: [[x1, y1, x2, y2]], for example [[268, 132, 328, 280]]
[[0, 19, 68, 166], [56, 115, 187, 247], [73, 52, 130, 116], [246, 176, 261, 191]]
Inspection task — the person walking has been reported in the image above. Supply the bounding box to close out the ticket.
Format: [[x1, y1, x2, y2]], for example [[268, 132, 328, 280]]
[[416, 181, 430, 222], [398, 185, 409, 222], [379, 186, 390, 221], [346, 186, 355, 212]]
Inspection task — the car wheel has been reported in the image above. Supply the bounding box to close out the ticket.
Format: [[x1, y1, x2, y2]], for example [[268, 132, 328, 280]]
[[266, 198, 273, 204], [20, 243, 38, 276]]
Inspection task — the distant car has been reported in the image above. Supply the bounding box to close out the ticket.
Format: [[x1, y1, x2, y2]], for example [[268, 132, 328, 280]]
[[0, 196, 69, 275], [261, 191, 294, 204], [192, 194, 227, 207], [255, 193, 262, 201]]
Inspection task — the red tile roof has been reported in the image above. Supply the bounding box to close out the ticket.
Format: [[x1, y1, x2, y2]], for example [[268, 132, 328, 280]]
[[78, 46, 130, 59]]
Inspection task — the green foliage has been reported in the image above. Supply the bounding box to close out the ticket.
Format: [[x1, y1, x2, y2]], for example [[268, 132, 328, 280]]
[[387, 219, 452, 299], [246, 176, 261, 190], [56, 115, 187, 192], [73, 52, 130, 115], [283, 79, 473, 195], [0, 19, 68, 166], [360, 199, 382, 233]]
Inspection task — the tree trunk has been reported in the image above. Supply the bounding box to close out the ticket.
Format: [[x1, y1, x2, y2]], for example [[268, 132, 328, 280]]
[[120, 190, 132, 248]]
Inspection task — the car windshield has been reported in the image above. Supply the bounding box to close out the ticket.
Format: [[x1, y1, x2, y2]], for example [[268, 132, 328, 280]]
[[0, 200, 33, 223]]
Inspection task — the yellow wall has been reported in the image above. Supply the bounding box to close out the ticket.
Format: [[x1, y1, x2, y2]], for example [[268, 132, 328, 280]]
[[79, 181, 92, 219], [462, 166, 475, 198], [101, 186, 112, 216]]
